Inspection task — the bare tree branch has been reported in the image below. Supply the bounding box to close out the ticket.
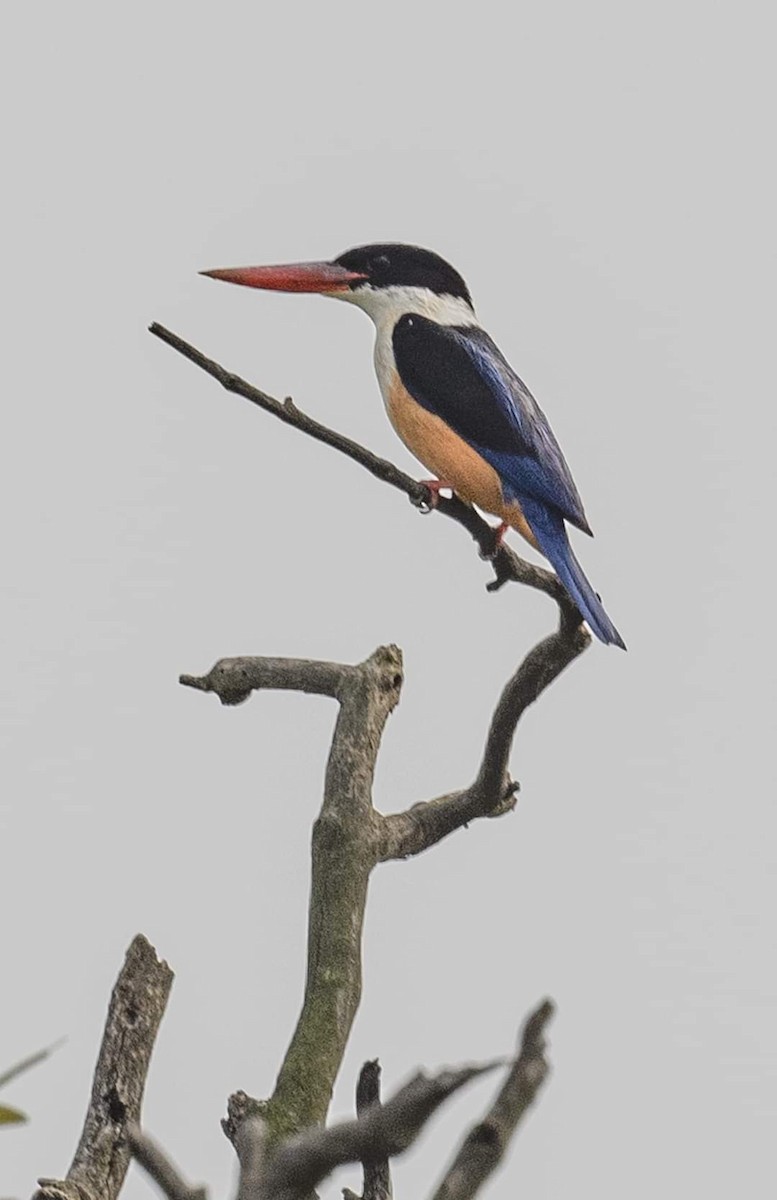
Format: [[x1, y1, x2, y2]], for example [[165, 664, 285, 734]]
[[261, 1061, 502, 1200], [140, 326, 594, 1195], [125, 1126, 206, 1200], [179, 656, 351, 707], [266, 646, 402, 1141], [377, 620, 590, 862], [233, 1116, 269, 1200], [34, 326, 588, 1200], [181, 646, 403, 1144], [148, 324, 577, 613], [34, 935, 173, 1200], [429, 1000, 555, 1200], [342, 1060, 392, 1200], [180, 626, 581, 1151], [155, 321, 592, 864], [124, 1004, 552, 1200], [183, 609, 588, 874]]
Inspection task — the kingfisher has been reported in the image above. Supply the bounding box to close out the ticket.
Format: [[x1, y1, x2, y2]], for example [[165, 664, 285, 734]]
[[202, 243, 625, 648]]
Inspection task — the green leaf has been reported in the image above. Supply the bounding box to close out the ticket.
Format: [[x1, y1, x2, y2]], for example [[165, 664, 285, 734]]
[[0, 1104, 27, 1125]]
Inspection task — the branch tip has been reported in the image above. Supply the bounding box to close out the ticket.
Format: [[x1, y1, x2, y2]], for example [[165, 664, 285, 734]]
[[520, 997, 555, 1051], [178, 673, 209, 691]]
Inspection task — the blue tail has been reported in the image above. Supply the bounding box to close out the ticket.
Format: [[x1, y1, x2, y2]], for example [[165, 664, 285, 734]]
[[519, 495, 626, 649]]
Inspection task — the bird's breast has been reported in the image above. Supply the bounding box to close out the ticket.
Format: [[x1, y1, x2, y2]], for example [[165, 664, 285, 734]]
[[380, 368, 538, 548], [371, 322, 538, 547]]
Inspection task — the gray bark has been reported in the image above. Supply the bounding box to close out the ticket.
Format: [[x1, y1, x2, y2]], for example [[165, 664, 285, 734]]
[[35, 935, 173, 1200]]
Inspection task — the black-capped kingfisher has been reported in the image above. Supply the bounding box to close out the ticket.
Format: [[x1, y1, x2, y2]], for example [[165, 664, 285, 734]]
[[202, 243, 625, 649]]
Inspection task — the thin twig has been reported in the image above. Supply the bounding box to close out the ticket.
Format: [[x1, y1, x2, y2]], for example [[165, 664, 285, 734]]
[[377, 620, 589, 862], [472, 619, 590, 801], [148, 323, 574, 610]]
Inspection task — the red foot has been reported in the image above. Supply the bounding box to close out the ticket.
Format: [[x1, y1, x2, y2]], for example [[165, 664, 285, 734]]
[[493, 521, 509, 548]]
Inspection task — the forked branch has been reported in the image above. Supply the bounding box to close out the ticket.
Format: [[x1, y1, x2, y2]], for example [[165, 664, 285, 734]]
[[44, 330, 594, 1200], [128, 1000, 553, 1200]]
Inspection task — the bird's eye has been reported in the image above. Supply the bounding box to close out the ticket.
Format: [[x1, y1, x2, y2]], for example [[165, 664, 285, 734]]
[[373, 254, 390, 271]]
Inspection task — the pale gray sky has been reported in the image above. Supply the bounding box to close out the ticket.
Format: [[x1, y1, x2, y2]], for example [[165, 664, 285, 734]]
[[3, 2, 775, 1197]]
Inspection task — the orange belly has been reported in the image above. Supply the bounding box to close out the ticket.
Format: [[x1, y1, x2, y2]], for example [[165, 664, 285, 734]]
[[386, 373, 539, 550]]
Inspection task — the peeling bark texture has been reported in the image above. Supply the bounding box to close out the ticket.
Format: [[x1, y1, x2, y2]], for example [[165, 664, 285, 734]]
[[34, 935, 173, 1200], [148, 323, 584, 623], [430, 1000, 555, 1200]]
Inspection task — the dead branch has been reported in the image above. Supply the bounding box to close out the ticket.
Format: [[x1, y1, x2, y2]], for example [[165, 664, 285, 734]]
[[177, 624, 579, 1150], [179, 656, 351, 707], [181, 647, 402, 1142], [430, 1000, 555, 1200], [260, 1060, 502, 1200], [34, 935, 173, 1200], [147, 323, 578, 616], [378, 620, 589, 861], [233, 1115, 270, 1200], [154, 320, 592, 855], [125, 1126, 206, 1200], [183, 617, 589, 875], [126, 1002, 552, 1200], [342, 1060, 392, 1200], [62, 329, 595, 1200]]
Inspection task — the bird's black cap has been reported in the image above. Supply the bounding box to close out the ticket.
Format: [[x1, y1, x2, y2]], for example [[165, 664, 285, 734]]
[[334, 243, 473, 305]]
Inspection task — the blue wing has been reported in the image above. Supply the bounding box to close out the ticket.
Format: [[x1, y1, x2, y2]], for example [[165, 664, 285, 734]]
[[392, 314, 625, 648], [391, 314, 592, 534]]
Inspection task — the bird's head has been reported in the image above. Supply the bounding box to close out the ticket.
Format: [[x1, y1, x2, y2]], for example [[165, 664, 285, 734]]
[[201, 243, 476, 327]]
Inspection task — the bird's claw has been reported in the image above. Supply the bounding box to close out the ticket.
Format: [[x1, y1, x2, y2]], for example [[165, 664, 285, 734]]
[[411, 479, 453, 515]]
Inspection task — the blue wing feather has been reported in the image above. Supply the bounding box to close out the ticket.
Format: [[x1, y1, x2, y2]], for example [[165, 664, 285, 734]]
[[391, 314, 624, 648], [518, 495, 625, 649], [392, 316, 591, 533]]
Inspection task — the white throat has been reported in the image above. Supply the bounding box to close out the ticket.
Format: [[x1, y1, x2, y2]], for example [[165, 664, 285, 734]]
[[338, 283, 479, 330], [335, 284, 480, 405]]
